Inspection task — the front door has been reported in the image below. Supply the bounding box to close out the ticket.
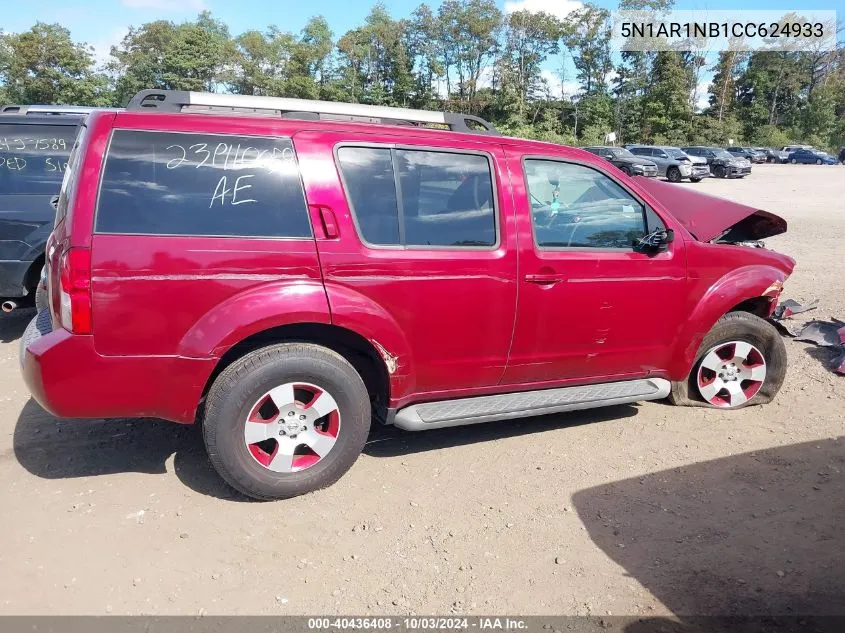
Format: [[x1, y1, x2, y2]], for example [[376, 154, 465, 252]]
[[501, 150, 688, 385]]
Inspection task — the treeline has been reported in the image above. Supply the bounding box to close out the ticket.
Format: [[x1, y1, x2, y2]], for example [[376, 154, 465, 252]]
[[1, 0, 843, 150]]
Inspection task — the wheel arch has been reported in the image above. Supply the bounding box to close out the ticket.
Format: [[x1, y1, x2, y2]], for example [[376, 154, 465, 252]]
[[669, 265, 787, 379]]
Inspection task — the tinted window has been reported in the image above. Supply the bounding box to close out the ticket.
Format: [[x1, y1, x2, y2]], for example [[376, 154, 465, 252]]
[[96, 130, 310, 238], [337, 146, 496, 248], [397, 150, 495, 247], [0, 124, 78, 195], [336, 147, 399, 245], [629, 147, 648, 156], [525, 159, 647, 249]]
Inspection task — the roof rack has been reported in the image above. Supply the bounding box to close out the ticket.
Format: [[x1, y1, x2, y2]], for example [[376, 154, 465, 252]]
[[0, 105, 105, 115], [127, 90, 500, 135]]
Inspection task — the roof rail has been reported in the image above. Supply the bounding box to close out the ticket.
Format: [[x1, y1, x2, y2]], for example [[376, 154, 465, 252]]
[[127, 90, 499, 135], [0, 104, 107, 115]]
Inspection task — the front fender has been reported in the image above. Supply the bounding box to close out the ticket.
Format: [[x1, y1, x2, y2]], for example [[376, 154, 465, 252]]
[[669, 264, 788, 379], [177, 280, 331, 359]]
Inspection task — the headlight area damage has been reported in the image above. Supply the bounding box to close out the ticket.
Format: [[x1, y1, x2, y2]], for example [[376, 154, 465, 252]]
[[638, 178, 787, 245]]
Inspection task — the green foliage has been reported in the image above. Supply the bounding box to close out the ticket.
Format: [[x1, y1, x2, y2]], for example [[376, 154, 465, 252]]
[[1, 2, 843, 152]]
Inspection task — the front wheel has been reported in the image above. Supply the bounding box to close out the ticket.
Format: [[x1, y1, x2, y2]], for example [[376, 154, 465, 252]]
[[790, 158, 797, 164], [815, 158, 822, 165], [203, 343, 371, 500], [669, 311, 786, 409], [689, 177, 702, 183], [666, 167, 682, 183], [619, 165, 632, 176], [713, 165, 727, 178]]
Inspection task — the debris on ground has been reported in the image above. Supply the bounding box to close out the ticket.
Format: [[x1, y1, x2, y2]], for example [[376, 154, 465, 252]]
[[770, 299, 844, 375]]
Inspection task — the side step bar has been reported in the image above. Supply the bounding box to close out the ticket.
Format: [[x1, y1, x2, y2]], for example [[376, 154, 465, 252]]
[[393, 378, 671, 431]]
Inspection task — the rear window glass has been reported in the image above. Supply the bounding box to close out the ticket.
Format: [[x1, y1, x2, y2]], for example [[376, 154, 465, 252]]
[[96, 130, 311, 238], [0, 124, 78, 195]]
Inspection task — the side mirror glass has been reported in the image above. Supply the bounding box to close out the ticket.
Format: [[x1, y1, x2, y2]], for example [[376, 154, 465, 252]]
[[633, 228, 674, 254]]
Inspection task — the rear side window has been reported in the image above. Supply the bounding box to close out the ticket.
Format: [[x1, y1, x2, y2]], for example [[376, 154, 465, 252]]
[[337, 146, 497, 248], [96, 130, 311, 238], [0, 124, 78, 195]]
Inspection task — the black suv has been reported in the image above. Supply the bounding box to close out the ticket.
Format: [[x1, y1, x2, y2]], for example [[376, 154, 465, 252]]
[[583, 146, 658, 177], [0, 105, 92, 311], [682, 146, 752, 179]]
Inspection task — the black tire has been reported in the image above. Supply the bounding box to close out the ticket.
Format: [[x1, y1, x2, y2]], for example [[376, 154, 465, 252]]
[[713, 165, 727, 178], [767, 157, 775, 163], [619, 165, 632, 176], [19, 309, 53, 365], [666, 167, 682, 183], [203, 342, 371, 501], [669, 311, 786, 409], [689, 177, 702, 183], [815, 158, 822, 165], [790, 158, 797, 164]]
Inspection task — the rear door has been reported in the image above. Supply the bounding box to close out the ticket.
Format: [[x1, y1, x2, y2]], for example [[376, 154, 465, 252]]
[[294, 130, 517, 400], [90, 119, 322, 356], [501, 149, 687, 384]]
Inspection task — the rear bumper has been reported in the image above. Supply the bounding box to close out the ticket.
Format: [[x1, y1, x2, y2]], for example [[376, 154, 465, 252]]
[[21, 315, 214, 423], [0, 258, 34, 297]]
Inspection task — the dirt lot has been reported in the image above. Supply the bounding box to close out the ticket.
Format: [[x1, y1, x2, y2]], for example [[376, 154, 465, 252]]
[[0, 164, 843, 617]]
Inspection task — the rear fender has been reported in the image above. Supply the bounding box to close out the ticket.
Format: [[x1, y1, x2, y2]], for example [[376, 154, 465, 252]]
[[669, 265, 787, 379], [177, 280, 332, 359]]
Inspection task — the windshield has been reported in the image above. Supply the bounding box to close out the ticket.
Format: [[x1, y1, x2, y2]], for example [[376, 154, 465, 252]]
[[713, 149, 733, 159], [0, 124, 79, 195], [610, 148, 635, 158], [665, 148, 688, 159]]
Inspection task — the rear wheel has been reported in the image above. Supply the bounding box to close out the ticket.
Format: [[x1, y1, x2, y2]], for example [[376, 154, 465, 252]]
[[669, 311, 786, 409], [619, 165, 632, 176], [203, 343, 371, 500], [667, 167, 682, 183], [790, 158, 797, 164]]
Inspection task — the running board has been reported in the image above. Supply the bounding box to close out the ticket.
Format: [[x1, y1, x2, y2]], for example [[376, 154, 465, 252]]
[[393, 378, 671, 431]]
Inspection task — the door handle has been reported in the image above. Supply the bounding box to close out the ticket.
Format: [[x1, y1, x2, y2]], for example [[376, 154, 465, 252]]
[[309, 204, 339, 239], [525, 273, 565, 284]]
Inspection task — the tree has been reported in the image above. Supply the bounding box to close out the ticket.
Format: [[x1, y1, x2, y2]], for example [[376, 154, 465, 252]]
[[0, 23, 112, 105], [708, 48, 746, 122], [111, 12, 231, 104], [562, 4, 612, 97], [642, 51, 692, 143], [498, 10, 561, 117]]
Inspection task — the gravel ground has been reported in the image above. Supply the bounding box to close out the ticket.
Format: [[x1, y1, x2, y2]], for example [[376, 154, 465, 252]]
[[0, 164, 842, 616]]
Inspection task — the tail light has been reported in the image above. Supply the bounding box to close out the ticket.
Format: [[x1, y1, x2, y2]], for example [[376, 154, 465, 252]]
[[58, 247, 92, 334]]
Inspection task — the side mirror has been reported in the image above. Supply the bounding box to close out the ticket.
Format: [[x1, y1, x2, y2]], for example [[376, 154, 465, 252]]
[[633, 228, 674, 254]]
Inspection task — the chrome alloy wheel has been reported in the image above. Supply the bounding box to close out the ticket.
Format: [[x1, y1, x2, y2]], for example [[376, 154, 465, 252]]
[[243, 382, 341, 472], [696, 341, 767, 408]]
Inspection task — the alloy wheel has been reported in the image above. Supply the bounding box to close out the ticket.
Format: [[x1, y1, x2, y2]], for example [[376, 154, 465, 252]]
[[243, 382, 341, 472], [696, 340, 767, 408]]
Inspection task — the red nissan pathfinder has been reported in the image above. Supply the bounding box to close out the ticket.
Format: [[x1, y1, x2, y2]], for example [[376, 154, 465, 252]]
[[20, 90, 794, 500]]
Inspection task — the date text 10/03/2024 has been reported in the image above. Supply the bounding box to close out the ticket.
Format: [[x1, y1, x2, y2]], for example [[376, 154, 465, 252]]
[[307, 617, 528, 630]]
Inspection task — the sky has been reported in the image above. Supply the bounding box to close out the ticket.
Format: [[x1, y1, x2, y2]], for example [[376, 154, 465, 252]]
[[5, 0, 844, 109]]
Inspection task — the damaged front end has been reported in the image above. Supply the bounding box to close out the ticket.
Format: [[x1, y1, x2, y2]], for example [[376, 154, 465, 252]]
[[638, 178, 787, 246]]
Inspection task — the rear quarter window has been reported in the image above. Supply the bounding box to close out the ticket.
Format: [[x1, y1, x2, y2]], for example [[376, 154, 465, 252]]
[[95, 130, 311, 238], [0, 124, 78, 195]]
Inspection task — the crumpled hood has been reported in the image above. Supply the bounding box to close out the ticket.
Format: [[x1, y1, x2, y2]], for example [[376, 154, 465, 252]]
[[637, 178, 787, 242]]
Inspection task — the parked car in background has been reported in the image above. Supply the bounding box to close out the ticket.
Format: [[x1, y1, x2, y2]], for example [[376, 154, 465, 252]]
[[726, 146, 766, 164], [837, 147, 845, 164], [683, 146, 752, 179], [20, 90, 794, 500], [782, 144, 813, 154], [0, 105, 93, 312], [754, 147, 790, 163], [788, 148, 839, 165], [627, 145, 710, 182], [583, 146, 658, 177]]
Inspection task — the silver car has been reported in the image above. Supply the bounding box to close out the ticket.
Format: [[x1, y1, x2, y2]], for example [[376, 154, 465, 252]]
[[627, 145, 710, 183]]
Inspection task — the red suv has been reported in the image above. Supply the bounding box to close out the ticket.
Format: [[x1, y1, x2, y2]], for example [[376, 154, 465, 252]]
[[21, 90, 794, 500]]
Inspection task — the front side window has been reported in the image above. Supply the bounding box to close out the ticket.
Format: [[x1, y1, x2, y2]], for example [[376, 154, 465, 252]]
[[96, 130, 311, 238], [0, 124, 79, 195], [337, 146, 496, 248], [525, 159, 648, 250]]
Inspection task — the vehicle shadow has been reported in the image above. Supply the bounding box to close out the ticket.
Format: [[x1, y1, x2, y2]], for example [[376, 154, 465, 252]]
[[363, 404, 638, 457], [15, 398, 639, 500], [0, 308, 35, 343], [572, 437, 845, 618], [12, 399, 250, 501]]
